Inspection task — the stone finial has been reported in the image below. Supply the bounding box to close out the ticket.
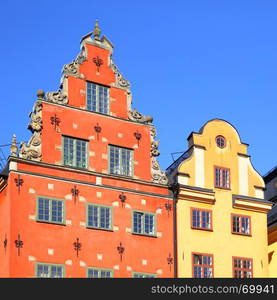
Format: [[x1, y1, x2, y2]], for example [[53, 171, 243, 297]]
[[93, 20, 101, 41], [10, 134, 18, 157], [36, 89, 45, 100]]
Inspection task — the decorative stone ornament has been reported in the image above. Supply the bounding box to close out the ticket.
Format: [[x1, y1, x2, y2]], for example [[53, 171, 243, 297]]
[[10, 134, 18, 157], [150, 126, 168, 185], [93, 20, 101, 41], [128, 108, 153, 124], [46, 91, 68, 105], [111, 60, 131, 90], [19, 92, 43, 161]]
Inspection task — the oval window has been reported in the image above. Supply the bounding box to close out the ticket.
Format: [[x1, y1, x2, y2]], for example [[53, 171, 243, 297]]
[[216, 135, 226, 148]]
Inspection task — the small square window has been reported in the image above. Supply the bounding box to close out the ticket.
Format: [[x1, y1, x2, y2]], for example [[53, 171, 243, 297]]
[[63, 136, 88, 169], [109, 145, 133, 177], [232, 214, 251, 235], [192, 253, 213, 278], [233, 257, 252, 278], [87, 82, 109, 114], [36, 263, 64, 278], [214, 166, 230, 189], [37, 197, 64, 225], [87, 267, 113, 278], [87, 204, 112, 230], [132, 211, 156, 236], [191, 208, 212, 230]]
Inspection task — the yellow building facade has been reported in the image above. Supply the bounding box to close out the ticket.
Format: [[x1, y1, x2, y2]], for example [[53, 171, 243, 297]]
[[167, 119, 272, 278]]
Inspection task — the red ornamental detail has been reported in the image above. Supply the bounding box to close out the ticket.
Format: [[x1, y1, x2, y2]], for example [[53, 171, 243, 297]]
[[167, 253, 173, 271], [71, 186, 79, 204], [93, 56, 103, 72], [14, 175, 24, 194], [134, 130, 142, 146], [73, 238, 81, 257], [50, 114, 61, 132], [15, 234, 23, 256], [117, 242, 125, 261]]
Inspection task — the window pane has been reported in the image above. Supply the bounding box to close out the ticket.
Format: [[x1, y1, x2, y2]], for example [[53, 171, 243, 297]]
[[37, 265, 49, 278], [38, 198, 50, 221], [241, 217, 250, 234], [144, 214, 154, 235], [201, 211, 211, 229], [87, 205, 111, 230], [109, 146, 133, 176], [63, 137, 87, 168], [192, 210, 200, 228], [87, 82, 109, 114], [133, 212, 142, 234]]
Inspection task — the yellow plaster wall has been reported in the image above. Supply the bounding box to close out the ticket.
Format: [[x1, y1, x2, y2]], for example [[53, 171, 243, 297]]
[[176, 119, 269, 277]]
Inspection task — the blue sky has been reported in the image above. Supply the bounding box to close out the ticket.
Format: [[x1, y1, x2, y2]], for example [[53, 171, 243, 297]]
[[0, 0, 276, 176]]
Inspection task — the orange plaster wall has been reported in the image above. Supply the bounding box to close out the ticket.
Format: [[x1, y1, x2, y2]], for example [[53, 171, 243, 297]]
[[0, 184, 10, 276], [41, 102, 152, 182], [7, 171, 173, 278]]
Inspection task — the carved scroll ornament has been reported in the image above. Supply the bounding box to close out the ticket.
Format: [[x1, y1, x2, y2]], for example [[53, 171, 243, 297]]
[[19, 93, 43, 161], [149, 125, 168, 185], [128, 108, 153, 124], [111, 60, 131, 89], [46, 91, 68, 105]]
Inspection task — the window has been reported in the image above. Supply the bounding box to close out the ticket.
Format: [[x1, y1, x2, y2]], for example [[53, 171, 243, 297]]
[[87, 268, 113, 278], [232, 214, 251, 236], [37, 197, 64, 224], [191, 208, 212, 230], [132, 211, 156, 236], [87, 204, 112, 230], [109, 145, 133, 177], [36, 263, 64, 278], [216, 135, 226, 148], [133, 272, 156, 278], [233, 257, 253, 278], [87, 82, 109, 114], [63, 136, 88, 168], [192, 253, 213, 278], [214, 166, 230, 189]]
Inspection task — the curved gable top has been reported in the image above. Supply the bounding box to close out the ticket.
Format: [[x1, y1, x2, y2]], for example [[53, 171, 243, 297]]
[[176, 118, 265, 193], [188, 118, 249, 147]]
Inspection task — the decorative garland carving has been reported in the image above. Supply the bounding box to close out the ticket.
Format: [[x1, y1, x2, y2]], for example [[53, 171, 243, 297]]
[[62, 46, 87, 78], [19, 93, 43, 161], [111, 60, 131, 89], [128, 108, 153, 124], [150, 126, 168, 185], [63, 61, 79, 76], [46, 91, 68, 105]]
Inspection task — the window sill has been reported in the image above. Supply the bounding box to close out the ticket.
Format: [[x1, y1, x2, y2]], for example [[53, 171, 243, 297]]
[[131, 232, 157, 238], [63, 164, 88, 171], [214, 186, 231, 191], [109, 172, 133, 179], [191, 226, 213, 232], [231, 232, 252, 237], [36, 220, 66, 226], [86, 226, 114, 232]]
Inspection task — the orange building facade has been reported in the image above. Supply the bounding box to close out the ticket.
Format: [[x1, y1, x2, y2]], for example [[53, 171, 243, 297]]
[[0, 23, 174, 278]]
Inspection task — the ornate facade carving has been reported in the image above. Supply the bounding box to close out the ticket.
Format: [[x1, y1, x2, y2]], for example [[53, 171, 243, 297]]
[[62, 46, 87, 78], [19, 94, 43, 162], [150, 126, 168, 185], [46, 91, 68, 105], [128, 108, 153, 124], [111, 60, 131, 89]]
